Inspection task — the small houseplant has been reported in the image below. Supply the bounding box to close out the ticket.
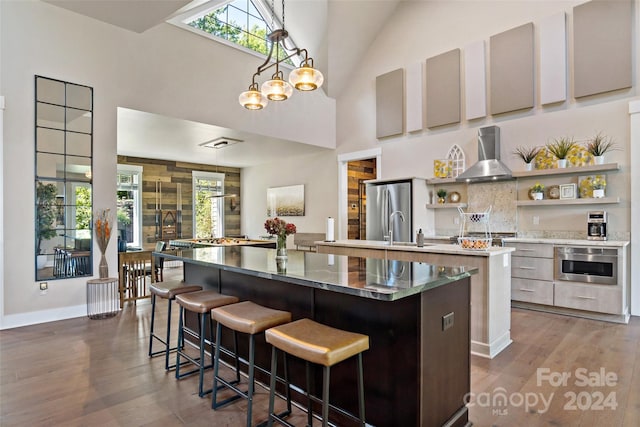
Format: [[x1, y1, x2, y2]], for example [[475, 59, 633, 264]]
[[36, 182, 58, 268], [437, 189, 447, 204], [585, 132, 617, 164], [513, 146, 541, 170], [546, 137, 576, 168], [591, 176, 606, 198], [530, 183, 544, 200], [265, 217, 296, 258]]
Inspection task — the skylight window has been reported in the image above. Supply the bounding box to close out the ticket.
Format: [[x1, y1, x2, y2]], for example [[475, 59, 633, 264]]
[[178, 0, 296, 65]]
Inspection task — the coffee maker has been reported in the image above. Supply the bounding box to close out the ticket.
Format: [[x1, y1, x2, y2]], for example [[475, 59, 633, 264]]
[[587, 211, 607, 241]]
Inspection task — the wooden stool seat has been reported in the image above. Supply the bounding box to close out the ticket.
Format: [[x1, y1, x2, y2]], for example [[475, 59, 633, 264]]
[[212, 301, 292, 335], [175, 290, 239, 397], [150, 280, 203, 299], [266, 319, 369, 427], [148, 280, 203, 370], [175, 290, 239, 313], [265, 318, 369, 367], [212, 301, 292, 427]]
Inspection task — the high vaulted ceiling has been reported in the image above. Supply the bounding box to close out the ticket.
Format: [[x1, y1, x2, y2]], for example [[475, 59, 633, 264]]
[[44, 0, 400, 167]]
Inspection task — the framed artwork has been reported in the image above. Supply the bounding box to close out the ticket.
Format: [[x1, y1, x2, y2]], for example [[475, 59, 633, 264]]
[[267, 185, 305, 216], [559, 183, 577, 199], [578, 175, 606, 198]]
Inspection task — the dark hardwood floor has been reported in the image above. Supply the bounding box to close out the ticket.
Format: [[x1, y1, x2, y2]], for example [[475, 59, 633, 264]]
[[1, 266, 639, 426]]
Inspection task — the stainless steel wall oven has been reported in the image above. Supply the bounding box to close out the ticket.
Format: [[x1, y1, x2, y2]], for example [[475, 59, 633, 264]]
[[555, 246, 618, 285]]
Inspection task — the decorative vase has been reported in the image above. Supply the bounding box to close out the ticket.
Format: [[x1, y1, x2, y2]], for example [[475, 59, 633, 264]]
[[557, 159, 567, 168], [594, 155, 604, 165], [99, 252, 109, 278], [593, 189, 605, 198], [276, 235, 287, 258], [525, 162, 533, 171], [438, 197, 446, 204], [276, 257, 287, 274], [533, 192, 543, 200]]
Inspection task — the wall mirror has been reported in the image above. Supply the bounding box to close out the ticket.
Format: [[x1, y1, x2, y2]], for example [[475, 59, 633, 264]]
[[35, 75, 93, 280]]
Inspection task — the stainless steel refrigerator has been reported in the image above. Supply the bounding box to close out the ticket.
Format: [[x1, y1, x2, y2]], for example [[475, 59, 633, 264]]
[[365, 180, 412, 243]]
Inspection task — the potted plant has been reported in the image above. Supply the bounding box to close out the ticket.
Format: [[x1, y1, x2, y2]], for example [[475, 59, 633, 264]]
[[591, 177, 606, 198], [585, 132, 617, 165], [530, 183, 544, 200], [437, 189, 447, 204], [546, 137, 577, 168], [36, 182, 58, 268], [513, 146, 541, 171]]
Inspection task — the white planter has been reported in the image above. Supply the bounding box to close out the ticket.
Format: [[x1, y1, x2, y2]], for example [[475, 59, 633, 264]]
[[557, 159, 567, 168], [593, 189, 605, 198], [525, 162, 533, 171], [594, 155, 604, 165], [533, 192, 543, 200]]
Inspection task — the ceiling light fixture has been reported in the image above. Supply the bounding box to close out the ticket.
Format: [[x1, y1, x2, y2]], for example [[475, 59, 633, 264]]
[[238, 0, 324, 110]]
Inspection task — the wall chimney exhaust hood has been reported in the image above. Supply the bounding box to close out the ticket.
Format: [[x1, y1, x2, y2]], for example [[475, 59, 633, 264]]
[[456, 126, 513, 183]]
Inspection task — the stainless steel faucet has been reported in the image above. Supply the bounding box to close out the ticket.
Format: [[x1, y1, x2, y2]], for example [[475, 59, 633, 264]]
[[388, 211, 405, 245]]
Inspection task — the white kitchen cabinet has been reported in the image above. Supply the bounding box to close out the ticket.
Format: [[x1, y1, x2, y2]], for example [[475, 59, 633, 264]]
[[506, 242, 555, 305], [505, 240, 630, 323]]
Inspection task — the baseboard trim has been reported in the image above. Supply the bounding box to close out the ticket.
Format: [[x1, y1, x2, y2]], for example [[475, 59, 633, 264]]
[[0, 304, 87, 330]]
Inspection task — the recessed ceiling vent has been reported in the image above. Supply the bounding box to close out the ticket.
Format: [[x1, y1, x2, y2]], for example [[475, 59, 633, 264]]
[[200, 137, 243, 149]]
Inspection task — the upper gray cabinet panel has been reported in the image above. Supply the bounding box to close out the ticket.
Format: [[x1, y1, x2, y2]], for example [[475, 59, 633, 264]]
[[376, 68, 404, 139], [573, 0, 632, 98], [490, 22, 534, 115], [426, 49, 461, 128]]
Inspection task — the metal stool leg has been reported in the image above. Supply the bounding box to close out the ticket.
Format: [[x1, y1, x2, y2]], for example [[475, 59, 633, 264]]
[[164, 299, 173, 370], [267, 347, 278, 427], [148, 294, 157, 357], [321, 366, 330, 427], [306, 361, 314, 427], [357, 353, 366, 426], [175, 306, 184, 379]]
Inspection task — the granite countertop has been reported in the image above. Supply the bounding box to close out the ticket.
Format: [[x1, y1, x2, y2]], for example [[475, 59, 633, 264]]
[[158, 246, 478, 302], [315, 239, 514, 257], [502, 237, 629, 247]]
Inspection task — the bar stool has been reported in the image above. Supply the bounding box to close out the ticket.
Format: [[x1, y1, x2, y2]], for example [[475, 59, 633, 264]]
[[175, 290, 239, 397], [148, 280, 203, 370], [211, 301, 292, 427], [265, 318, 369, 427]]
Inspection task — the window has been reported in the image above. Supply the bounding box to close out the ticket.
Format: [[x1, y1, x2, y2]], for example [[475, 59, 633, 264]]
[[117, 165, 143, 248], [193, 171, 225, 238], [170, 0, 300, 65]]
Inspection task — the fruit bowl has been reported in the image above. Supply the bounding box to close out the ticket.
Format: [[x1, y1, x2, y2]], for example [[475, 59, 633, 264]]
[[457, 237, 492, 250]]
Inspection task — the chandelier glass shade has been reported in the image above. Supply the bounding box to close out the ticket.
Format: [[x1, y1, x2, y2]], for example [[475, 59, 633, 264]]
[[239, 1, 323, 110], [261, 71, 293, 101], [288, 61, 324, 91], [238, 85, 269, 110]]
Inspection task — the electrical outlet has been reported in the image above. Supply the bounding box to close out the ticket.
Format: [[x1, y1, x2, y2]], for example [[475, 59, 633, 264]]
[[533, 216, 540, 225], [453, 217, 460, 225], [442, 312, 454, 331]]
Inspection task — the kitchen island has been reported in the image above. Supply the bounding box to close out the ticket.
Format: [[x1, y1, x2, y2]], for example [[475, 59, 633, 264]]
[[317, 240, 514, 358], [160, 246, 477, 427]]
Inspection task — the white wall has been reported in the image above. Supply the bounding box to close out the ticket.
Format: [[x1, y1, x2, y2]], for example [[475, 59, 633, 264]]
[[0, 0, 335, 328], [335, 0, 639, 238], [242, 150, 338, 245]]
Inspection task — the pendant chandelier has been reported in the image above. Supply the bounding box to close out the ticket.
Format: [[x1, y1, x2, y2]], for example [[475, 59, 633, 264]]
[[238, 0, 324, 110]]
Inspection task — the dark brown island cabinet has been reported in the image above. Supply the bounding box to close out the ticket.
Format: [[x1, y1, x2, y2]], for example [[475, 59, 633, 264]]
[[159, 246, 477, 427]]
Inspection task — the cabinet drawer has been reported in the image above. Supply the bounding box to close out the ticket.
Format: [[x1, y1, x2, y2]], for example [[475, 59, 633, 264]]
[[505, 242, 554, 258], [554, 282, 622, 314], [511, 257, 554, 281], [512, 278, 554, 305]]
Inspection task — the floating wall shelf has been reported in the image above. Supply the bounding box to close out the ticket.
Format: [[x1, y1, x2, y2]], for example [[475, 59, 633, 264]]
[[516, 197, 620, 207]]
